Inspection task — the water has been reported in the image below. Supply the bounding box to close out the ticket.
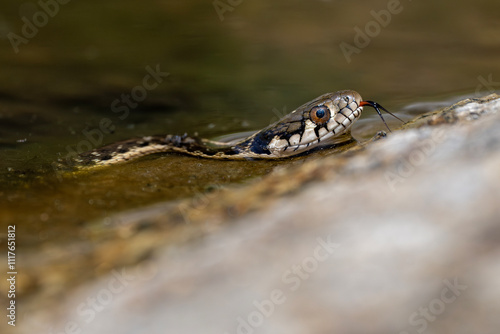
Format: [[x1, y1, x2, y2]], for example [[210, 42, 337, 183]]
[[0, 0, 499, 247]]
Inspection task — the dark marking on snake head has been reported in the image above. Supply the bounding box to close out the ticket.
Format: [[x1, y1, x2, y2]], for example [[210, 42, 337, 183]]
[[248, 132, 272, 155], [314, 126, 322, 141], [234, 131, 272, 155]]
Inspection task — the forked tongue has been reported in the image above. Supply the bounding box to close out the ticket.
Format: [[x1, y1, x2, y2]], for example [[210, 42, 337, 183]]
[[360, 101, 404, 132]]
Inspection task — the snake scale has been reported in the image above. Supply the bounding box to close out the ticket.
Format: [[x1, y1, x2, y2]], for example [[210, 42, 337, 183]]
[[76, 90, 400, 167]]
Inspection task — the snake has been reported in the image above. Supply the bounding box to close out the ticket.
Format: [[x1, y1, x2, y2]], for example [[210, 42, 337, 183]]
[[75, 90, 400, 167]]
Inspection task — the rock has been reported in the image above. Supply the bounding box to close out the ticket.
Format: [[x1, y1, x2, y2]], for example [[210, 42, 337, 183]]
[[19, 94, 500, 334]]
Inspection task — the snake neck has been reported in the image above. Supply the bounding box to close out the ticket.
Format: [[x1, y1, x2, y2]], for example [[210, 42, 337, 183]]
[[74, 134, 250, 167]]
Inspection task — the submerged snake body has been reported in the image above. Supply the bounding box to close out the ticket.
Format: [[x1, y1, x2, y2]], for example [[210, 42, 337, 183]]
[[76, 90, 364, 167]]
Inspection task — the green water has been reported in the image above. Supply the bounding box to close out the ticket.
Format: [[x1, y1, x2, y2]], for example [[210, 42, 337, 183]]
[[0, 0, 499, 247]]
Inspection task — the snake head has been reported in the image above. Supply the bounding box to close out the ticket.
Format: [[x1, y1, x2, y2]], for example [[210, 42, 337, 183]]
[[264, 90, 364, 157]]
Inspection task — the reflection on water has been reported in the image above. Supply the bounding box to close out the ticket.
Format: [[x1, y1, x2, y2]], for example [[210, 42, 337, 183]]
[[0, 0, 499, 245]]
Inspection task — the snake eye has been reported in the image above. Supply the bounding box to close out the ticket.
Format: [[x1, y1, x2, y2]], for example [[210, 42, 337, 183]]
[[310, 105, 331, 126]]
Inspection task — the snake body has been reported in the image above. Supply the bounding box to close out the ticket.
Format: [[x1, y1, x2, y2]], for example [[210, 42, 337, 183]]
[[76, 90, 366, 167]]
